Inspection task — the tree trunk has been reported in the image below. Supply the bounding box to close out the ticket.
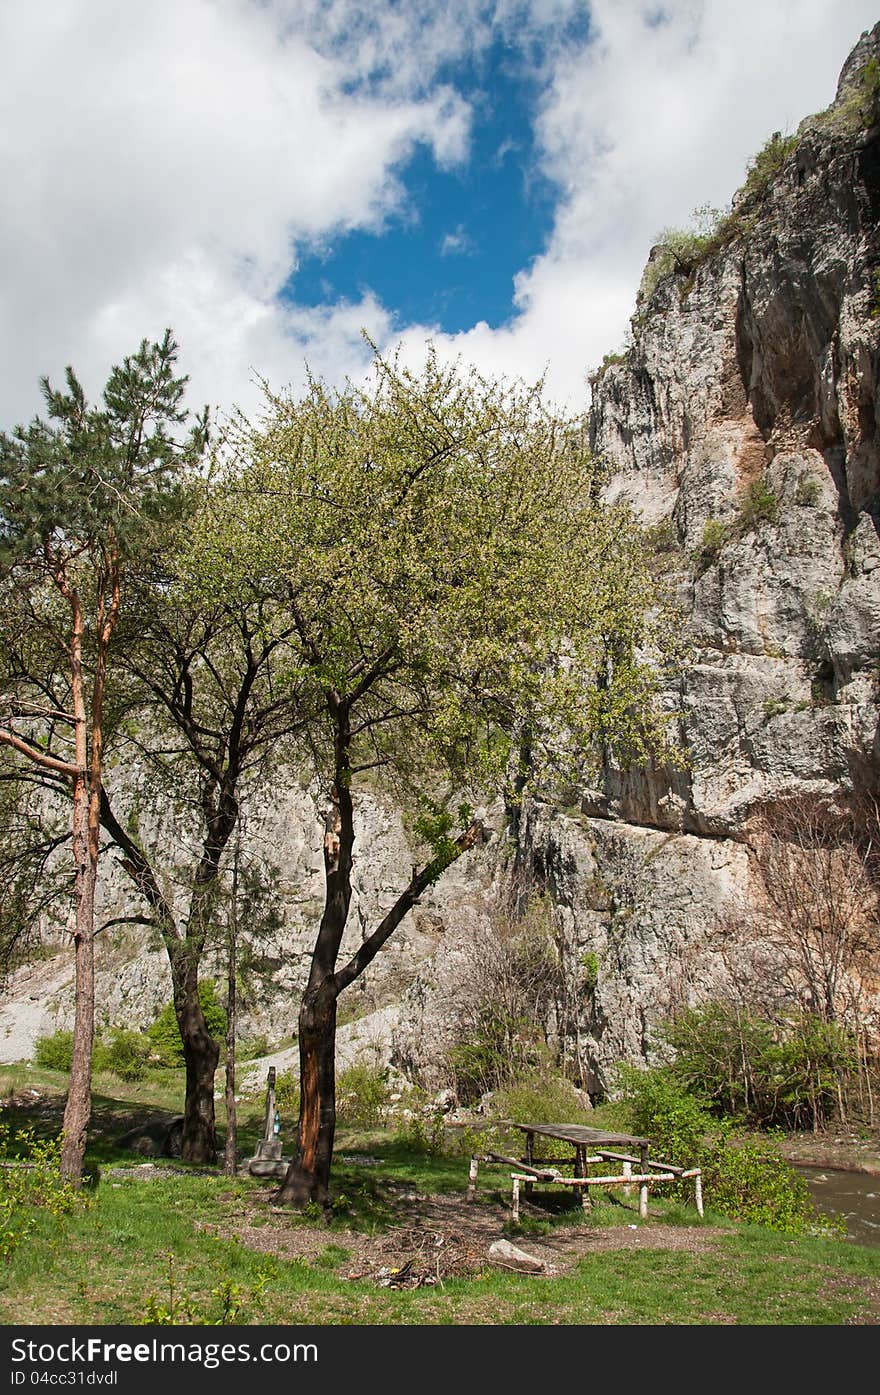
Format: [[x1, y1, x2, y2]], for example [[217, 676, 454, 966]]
[[275, 981, 338, 1209], [61, 594, 95, 1186], [224, 874, 238, 1178], [172, 954, 219, 1163], [277, 749, 354, 1209], [274, 756, 478, 1209], [60, 777, 96, 1183]]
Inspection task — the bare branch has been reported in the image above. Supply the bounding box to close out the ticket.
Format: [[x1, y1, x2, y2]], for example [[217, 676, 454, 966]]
[[0, 727, 81, 778], [333, 821, 482, 993]]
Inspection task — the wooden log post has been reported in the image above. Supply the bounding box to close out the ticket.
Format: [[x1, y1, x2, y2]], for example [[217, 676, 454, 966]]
[[639, 1142, 649, 1219], [512, 1175, 521, 1224], [467, 1155, 479, 1202], [575, 1143, 592, 1211], [622, 1159, 633, 1197], [679, 1167, 704, 1217], [553, 1173, 674, 1186], [512, 1172, 675, 1189]]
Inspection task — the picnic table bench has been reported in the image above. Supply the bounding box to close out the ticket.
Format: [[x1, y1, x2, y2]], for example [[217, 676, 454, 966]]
[[466, 1122, 703, 1221]]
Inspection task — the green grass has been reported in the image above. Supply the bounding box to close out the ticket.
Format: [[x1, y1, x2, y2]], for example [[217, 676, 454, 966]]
[[2, 1070, 879, 1325], [1, 1169, 877, 1325], [2, 1061, 190, 1114]]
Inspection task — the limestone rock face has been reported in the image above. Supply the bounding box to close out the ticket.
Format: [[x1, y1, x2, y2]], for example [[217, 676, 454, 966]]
[[590, 23, 880, 839], [0, 781, 496, 1069], [533, 20, 880, 1080]]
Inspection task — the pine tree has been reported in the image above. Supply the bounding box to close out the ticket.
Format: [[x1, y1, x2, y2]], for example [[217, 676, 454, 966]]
[[0, 332, 206, 1182]]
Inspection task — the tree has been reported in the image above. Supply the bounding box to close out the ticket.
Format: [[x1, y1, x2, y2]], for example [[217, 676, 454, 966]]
[[748, 794, 879, 1027], [0, 333, 206, 1181], [207, 348, 675, 1207], [710, 792, 880, 1126], [0, 774, 70, 986], [443, 895, 562, 1104], [96, 546, 309, 1161]]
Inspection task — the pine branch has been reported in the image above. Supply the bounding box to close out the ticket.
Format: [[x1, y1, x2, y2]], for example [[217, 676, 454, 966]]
[[0, 727, 80, 778]]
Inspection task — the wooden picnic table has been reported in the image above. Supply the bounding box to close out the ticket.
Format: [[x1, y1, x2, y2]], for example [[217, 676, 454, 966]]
[[466, 1121, 703, 1220], [503, 1122, 651, 1180]]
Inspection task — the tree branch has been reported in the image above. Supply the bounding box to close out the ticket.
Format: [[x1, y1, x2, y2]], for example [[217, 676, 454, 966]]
[[333, 820, 482, 993], [95, 913, 156, 937], [0, 727, 80, 778], [99, 788, 180, 940]]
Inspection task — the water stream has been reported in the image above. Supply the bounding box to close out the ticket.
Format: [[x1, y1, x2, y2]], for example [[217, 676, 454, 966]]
[[798, 1166, 880, 1246]]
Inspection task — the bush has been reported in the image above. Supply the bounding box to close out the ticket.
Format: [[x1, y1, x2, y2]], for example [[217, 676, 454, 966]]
[[699, 1135, 829, 1235], [239, 1034, 270, 1062], [737, 477, 778, 531], [615, 1061, 838, 1234], [659, 1003, 776, 1122], [336, 1062, 390, 1128], [0, 1124, 82, 1259], [658, 1003, 858, 1131], [763, 699, 789, 720], [490, 1072, 594, 1162], [794, 473, 821, 507], [694, 518, 731, 570], [616, 1063, 715, 1164], [147, 980, 227, 1065], [271, 1061, 391, 1133], [33, 1030, 73, 1073], [741, 131, 797, 201], [94, 1029, 152, 1083], [638, 205, 729, 306], [445, 897, 561, 1104], [394, 1088, 449, 1154], [274, 1071, 300, 1124], [692, 480, 777, 575], [591, 349, 627, 383], [645, 519, 679, 555], [448, 1006, 545, 1105], [772, 1015, 857, 1130], [832, 56, 880, 131]]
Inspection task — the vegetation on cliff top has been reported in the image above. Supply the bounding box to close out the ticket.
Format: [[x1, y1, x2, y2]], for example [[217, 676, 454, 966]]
[[634, 53, 879, 316]]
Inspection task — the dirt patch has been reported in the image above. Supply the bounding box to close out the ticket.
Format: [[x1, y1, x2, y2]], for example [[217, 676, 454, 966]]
[[817, 1273, 880, 1326], [777, 1131, 880, 1176], [220, 1188, 725, 1286]]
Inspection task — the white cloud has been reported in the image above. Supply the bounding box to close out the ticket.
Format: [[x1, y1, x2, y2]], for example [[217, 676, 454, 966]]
[[440, 225, 476, 257], [0, 1, 876, 428], [398, 0, 880, 410], [0, 0, 469, 422]]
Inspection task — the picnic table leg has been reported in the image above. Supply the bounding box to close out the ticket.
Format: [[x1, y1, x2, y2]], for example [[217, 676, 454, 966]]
[[639, 1143, 649, 1219], [575, 1143, 592, 1211], [524, 1132, 535, 1197], [622, 1160, 633, 1197]]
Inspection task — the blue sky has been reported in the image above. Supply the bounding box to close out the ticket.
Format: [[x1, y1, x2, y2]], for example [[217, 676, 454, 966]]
[[290, 55, 556, 334], [0, 1, 877, 423], [289, 27, 580, 334]]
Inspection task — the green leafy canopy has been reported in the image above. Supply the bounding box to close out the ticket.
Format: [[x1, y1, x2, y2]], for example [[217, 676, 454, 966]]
[[177, 345, 680, 813]]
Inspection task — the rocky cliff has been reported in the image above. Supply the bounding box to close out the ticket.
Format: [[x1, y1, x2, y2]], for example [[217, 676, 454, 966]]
[[592, 29, 879, 832], [396, 22, 880, 1087], [3, 26, 879, 1095]]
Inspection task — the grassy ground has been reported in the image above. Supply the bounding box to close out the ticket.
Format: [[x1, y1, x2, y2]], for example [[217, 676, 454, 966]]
[[2, 1067, 879, 1326]]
